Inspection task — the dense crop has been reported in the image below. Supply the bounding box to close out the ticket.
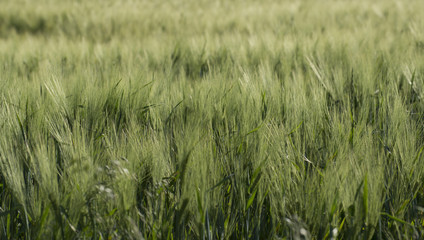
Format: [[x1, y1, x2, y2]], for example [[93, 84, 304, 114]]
[[1, 0, 424, 239]]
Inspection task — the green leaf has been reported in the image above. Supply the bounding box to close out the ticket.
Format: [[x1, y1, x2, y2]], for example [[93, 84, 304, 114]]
[[288, 121, 303, 135], [246, 124, 262, 136], [196, 188, 204, 223], [224, 214, 230, 232], [36, 207, 50, 240], [207, 174, 234, 193], [246, 188, 257, 211], [339, 217, 346, 232], [363, 173, 368, 221], [381, 212, 414, 227], [248, 165, 262, 194], [108, 208, 117, 217]]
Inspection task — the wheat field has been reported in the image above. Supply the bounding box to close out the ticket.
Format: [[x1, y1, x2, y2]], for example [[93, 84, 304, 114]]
[[1, 0, 424, 239]]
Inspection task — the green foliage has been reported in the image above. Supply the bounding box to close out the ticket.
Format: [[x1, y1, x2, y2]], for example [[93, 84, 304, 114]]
[[1, 0, 424, 239]]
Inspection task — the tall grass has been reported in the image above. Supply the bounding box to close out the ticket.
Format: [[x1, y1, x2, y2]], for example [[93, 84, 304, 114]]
[[1, 0, 424, 239]]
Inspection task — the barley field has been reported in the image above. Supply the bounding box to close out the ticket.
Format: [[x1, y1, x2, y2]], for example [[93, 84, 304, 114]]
[[1, 0, 424, 239]]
